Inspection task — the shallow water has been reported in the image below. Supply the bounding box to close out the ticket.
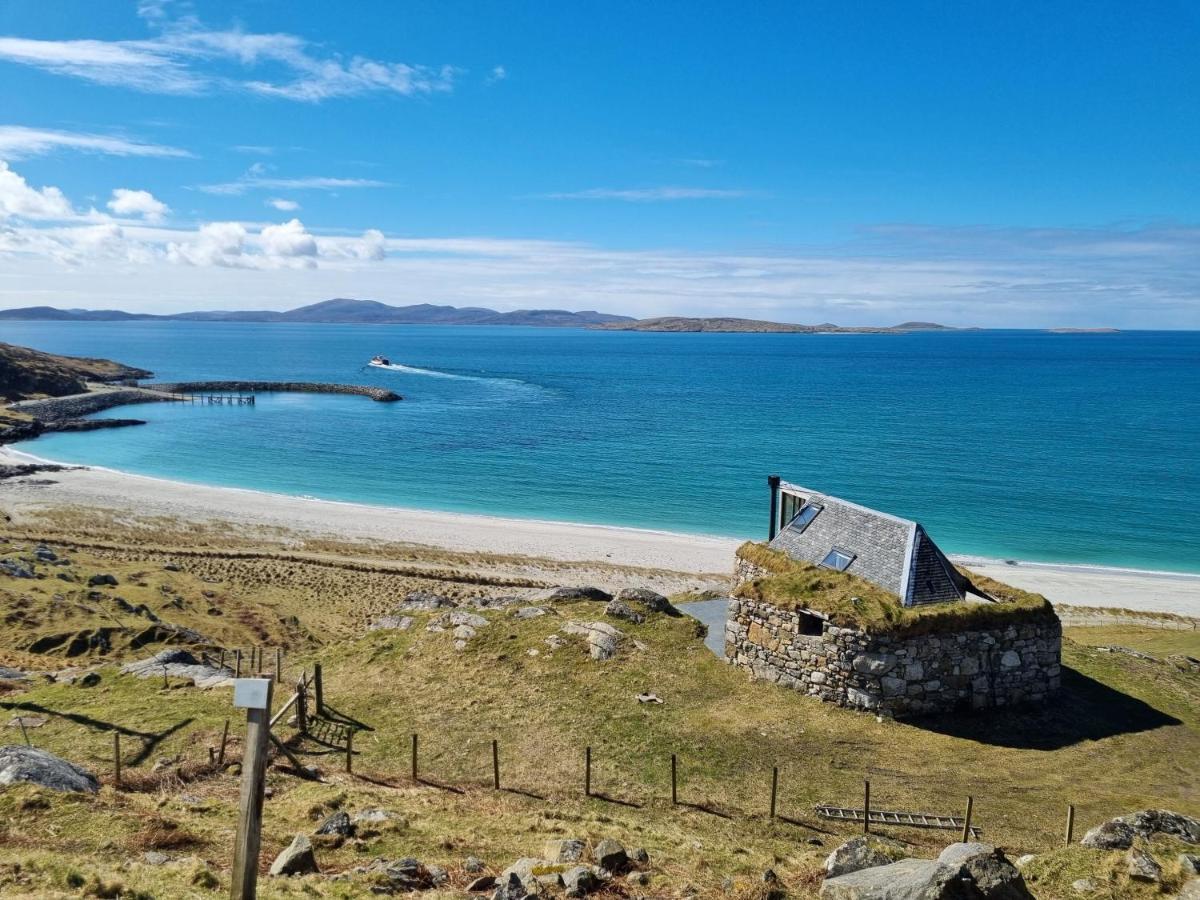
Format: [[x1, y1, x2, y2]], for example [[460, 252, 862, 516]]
[[5, 322, 1199, 573]]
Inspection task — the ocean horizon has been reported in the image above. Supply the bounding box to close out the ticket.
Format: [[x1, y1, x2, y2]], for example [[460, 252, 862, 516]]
[[5, 321, 1199, 575]]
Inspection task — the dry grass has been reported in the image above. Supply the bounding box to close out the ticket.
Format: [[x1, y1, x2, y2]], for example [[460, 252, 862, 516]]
[[733, 542, 1051, 635]]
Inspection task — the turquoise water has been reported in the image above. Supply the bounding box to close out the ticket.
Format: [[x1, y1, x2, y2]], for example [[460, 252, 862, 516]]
[[4, 322, 1199, 573]]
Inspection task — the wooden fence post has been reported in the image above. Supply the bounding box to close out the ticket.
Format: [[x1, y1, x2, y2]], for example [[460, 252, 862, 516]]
[[275, 648, 282, 682], [863, 780, 871, 834], [671, 754, 678, 805], [235, 649, 242, 678], [313, 663, 324, 714], [961, 796, 974, 842], [345, 730, 353, 774], [770, 766, 779, 819], [219, 649, 225, 669], [492, 739, 500, 790], [411, 733, 418, 781], [584, 746, 592, 797], [218, 718, 230, 767], [17, 718, 30, 747], [112, 733, 121, 787], [231, 679, 274, 900], [1065, 805, 1076, 846]]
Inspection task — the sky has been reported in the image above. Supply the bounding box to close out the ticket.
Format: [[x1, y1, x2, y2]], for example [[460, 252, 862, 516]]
[[0, 0, 1197, 327]]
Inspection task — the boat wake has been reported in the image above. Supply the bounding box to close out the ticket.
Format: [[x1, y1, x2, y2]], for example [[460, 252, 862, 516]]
[[373, 362, 472, 380]]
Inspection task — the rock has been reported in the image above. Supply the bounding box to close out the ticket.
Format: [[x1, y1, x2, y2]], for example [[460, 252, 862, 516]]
[[627, 871, 650, 886], [454, 625, 477, 640], [397, 590, 457, 611], [501, 858, 549, 891], [351, 808, 394, 825], [1179, 878, 1200, 900], [1000, 650, 1022, 668], [467, 875, 497, 892], [315, 810, 354, 837], [34, 547, 57, 562], [491, 872, 529, 900], [821, 843, 1032, 900], [268, 834, 318, 876], [465, 856, 487, 873], [1181, 853, 1200, 876], [636, 692, 663, 704], [121, 648, 231, 689], [513, 606, 549, 619], [142, 851, 170, 865], [1014, 855, 1036, 868], [1071, 878, 1097, 893], [563, 865, 600, 896], [370, 857, 435, 891], [544, 839, 586, 863], [616, 587, 678, 615], [0, 559, 34, 579], [0, 745, 99, 793], [369, 616, 413, 631], [449, 611, 490, 628], [1082, 809, 1200, 849], [427, 865, 449, 886], [1127, 847, 1162, 882], [632, 847, 650, 864], [604, 599, 645, 624], [823, 836, 909, 878], [77, 671, 101, 688], [851, 653, 896, 675], [88, 573, 118, 587], [562, 621, 624, 660], [593, 838, 628, 872], [546, 586, 613, 603]]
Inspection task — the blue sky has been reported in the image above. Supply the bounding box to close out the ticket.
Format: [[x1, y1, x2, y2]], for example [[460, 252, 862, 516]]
[[0, 0, 1197, 326]]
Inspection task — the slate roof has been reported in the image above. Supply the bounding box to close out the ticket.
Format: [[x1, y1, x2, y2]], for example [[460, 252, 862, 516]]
[[769, 482, 971, 607]]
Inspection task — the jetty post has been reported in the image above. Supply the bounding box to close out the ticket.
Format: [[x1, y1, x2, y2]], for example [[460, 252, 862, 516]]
[[230, 677, 273, 900]]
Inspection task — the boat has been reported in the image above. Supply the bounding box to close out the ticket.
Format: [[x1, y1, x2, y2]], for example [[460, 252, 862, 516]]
[[368, 355, 392, 367]]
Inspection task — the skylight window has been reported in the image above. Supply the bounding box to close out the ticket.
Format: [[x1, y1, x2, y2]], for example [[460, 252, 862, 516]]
[[821, 548, 855, 571], [790, 503, 822, 532]]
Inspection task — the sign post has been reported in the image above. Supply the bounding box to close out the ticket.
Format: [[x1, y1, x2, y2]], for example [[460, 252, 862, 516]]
[[230, 678, 273, 900]]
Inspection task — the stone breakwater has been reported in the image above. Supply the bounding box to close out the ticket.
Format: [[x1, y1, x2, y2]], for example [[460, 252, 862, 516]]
[[147, 381, 401, 402], [9, 388, 173, 422], [725, 594, 1062, 718]]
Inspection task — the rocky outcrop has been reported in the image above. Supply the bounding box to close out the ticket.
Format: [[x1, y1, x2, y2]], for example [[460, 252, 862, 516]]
[[120, 649, 232, 688], [727, 597, 1061, 717], [269, 834, 319, 876], [820, 842, 1031, 899], [824, 836, 909, 878], [0, 745, 100, 793], [545, 586, 613, 603], [1081, 809, 1200, 850], [562, 621, 623, 660]]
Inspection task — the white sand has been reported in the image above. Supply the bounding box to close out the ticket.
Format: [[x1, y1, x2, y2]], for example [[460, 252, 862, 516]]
[[3, 447, 1198, 615]]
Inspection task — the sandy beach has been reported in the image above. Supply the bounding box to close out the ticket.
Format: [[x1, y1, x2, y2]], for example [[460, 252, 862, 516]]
[[3, 446, 1198, 616]]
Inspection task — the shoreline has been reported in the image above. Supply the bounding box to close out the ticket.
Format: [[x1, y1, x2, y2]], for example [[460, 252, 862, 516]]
[[2, 446, 1198, 615]]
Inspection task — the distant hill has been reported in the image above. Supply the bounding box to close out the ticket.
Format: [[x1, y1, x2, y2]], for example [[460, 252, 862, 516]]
[[0, 299, 635, 328], [590, 316, 966, 333]]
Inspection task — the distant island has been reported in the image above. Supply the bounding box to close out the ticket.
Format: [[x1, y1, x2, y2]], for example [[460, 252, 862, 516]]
[[589, 317, 967, 334], [0, 299, 634, 328], [1047, 327, 1121, 334]]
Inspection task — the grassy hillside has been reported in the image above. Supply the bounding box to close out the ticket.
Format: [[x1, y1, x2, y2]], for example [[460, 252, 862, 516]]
[[0, 522, 1197, 898], [0, 341, 152, 402]]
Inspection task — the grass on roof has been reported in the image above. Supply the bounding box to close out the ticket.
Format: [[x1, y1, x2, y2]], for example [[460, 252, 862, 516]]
[[733, 542, 1053, 636]]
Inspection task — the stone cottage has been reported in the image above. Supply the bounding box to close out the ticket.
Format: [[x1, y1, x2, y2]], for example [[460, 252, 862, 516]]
[[725, 477, 1062, 717]]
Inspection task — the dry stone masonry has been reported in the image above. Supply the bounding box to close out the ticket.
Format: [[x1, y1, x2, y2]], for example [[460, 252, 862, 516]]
[[726, 559, 1061, 717]]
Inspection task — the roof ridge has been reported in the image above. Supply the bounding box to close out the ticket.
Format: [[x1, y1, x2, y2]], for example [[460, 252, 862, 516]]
[[778, 481, 917, 528]]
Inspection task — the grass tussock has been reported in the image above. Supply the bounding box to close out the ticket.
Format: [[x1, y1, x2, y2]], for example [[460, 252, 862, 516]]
[[128, 816, 201, 852], [734, 542, 1052, 635]]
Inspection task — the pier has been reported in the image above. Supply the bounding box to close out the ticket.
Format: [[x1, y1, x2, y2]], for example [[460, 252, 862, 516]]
[[167, 393, 256, 406]]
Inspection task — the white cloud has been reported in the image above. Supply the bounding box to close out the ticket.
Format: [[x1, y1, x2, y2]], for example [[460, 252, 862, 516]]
[[107, 188, 169, 223], [678, 158, 722, 168], [545, 186, 753, 201], [267, 198, 299, 211], [198, 173, 388, 195], [0, 160, 74, 220], [260, 218, 317, 259], [0, 15, 457, 103], [0, 125, 190, 160], [487, 65, 507, 84]]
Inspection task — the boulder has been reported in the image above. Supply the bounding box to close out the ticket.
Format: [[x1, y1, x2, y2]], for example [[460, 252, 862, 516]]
[[315, 810, 354, 837], [562, 621, 623, 660], [616, 587, 679, 615], [1181, 854, 1200, 876], [369, 616, 413, 631], [1127, 848, 1162, 883], [823, 835, 909, 878], [0, 745, 99, 793], [563, 865, 600, 896], [397, 591, 457, 611], [467, 875, 497, 892], [501, 858, 552, 891], [546, 586, 613, 603], [492, 872, 529, 900], [449, 611, 490, 628], [0, 559, 34, 579], [544, 839, 586, 863], [1179, 878, 1200, 900], [268, 834, 319, 876], [820, 843, 1032, 900], [367, 857, 435, 891], [604, 599, 645, 624], [77, 671, 101, 688], [88, 573, 119, 587], [464, 856, 487, 873], [513, 606, 549, 619], [593, 838, 628, 872], [1081, 809, 1200, 849]]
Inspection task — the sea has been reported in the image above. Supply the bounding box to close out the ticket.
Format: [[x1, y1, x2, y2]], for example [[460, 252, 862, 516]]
[[4, 322, 1199, 575]]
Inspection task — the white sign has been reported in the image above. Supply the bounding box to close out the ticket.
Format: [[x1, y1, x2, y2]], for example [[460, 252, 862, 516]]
[[233, 678, 271, 710]]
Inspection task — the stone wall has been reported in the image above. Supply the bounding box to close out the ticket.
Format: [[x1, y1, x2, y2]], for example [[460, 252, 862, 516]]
[[10, 389, 172, 422], [147, 381, 401, 402], [725, 597, 1061, 717]]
